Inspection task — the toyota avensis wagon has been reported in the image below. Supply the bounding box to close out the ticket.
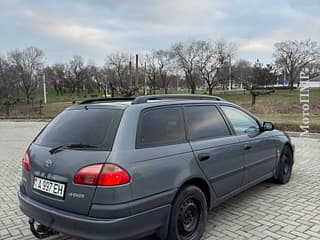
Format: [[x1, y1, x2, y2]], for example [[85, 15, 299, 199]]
[[18, 94, 294, 240]]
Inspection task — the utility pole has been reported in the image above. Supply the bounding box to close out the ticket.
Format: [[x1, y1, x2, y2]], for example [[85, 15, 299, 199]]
[[129, 54, 132, 89], [144, 61, 147, 95], [135, 54, 139, 92], [228, 55, 232, 91], [105, 75, 108, 98], [43, 73, 47, 104]]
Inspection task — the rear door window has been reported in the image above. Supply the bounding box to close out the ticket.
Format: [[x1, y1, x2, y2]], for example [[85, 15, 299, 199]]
[[184, 105, 230, 141], [34, 108, 123, 150], [137, 107, 186, 148]]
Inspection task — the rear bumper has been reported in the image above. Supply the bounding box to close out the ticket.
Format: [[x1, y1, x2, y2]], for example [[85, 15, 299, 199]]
[[18, 192, 170, 240]]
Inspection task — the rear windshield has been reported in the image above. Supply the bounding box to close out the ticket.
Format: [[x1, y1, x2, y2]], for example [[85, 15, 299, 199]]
[[34, 108, 123, 150]]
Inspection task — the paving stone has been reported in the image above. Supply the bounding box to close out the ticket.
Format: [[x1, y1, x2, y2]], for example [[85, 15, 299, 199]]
[[0, 121, 319, 240]]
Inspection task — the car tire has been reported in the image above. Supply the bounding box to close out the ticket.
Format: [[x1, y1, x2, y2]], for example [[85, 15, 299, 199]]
[[274, 146, 293, 184], [167, 185, 207, 240]]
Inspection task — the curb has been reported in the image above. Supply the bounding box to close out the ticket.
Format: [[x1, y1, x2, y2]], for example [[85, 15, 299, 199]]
[[287, 131, 320, 139], [0, 119, 50, 122]]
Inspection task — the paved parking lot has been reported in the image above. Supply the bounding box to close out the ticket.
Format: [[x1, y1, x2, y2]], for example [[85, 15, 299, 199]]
[[0, 121, 319, 240]]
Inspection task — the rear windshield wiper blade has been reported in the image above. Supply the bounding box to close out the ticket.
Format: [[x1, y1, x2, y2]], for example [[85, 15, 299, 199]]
[[49, 143, 98, 154]]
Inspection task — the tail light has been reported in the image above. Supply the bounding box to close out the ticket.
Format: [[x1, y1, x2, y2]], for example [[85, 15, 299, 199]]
[[74, 163, 130, 186], [22, 152, 30, 172]]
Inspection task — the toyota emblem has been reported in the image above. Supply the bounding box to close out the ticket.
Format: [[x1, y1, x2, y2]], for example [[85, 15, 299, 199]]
[[45, 159, 53, 168]]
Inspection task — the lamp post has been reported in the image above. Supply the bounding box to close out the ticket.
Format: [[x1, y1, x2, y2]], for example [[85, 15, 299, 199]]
[[144, 61, 147, 95], [228, 55, 232, 91], [42, 71, 47, 104]]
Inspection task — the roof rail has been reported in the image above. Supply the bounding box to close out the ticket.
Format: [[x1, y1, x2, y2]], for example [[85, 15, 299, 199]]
[[79, 97, 135, 105], [132, 94, 224, 104]]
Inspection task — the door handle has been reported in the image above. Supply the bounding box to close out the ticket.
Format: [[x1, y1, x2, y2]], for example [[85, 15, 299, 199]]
[[198, 153, 211, 162], [244, 144, 252, 150]]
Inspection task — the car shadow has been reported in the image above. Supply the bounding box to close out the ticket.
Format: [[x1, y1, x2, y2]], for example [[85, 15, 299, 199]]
[[58, 181, 277, 240]]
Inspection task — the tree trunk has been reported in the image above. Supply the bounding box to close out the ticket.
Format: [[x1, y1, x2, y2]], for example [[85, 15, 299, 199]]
[[251, 93, 256, 106], [5, 105, 10, 116], [164, 87, 168, 94], [189, 76, 196, 94], [111, 88, 115, 98], [208, 86, 213, 95], [190, 85, 196, 94], [54, 85, 59, 96], [289, 71, 294, 90], [25, 90, 30, 104], [152, 82, 156, 94]]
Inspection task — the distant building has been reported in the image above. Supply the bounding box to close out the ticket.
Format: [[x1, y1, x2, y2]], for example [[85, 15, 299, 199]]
[[299, 75, 320, 88]]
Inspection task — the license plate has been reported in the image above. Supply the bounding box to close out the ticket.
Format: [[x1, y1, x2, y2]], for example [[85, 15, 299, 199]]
[[33, 177, 65, 198]]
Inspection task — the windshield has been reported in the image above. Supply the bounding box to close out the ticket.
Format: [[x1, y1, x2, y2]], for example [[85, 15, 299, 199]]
[[34, 108, 123, 151]]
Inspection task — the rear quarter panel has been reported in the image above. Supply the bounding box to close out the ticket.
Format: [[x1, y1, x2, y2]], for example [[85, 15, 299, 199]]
[[98, 105, 214, 214]]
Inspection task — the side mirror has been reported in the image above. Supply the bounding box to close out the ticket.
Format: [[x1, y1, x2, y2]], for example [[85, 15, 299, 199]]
[[262, 122, 274, 131]]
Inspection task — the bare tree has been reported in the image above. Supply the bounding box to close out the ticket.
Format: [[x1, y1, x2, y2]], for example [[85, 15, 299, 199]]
[[0, 56, 11, 100], [8, 47, 44, 103], [107, 53, 135, 96], [105, 67, 118, 97], [303, 61, 320, 78], [45, 64, 68, 96], [233, 59, 253, 88], [273, 39, 320, 88], [145, 53, 157, 94], [0, 56, 18, 115], [154, 49, 172, 94], [88, 65, 110, 97], [82, 62, 97, 94], [172, 41, 201, 94], [196, 40, 236, 95], [68, 56, 85, 94]]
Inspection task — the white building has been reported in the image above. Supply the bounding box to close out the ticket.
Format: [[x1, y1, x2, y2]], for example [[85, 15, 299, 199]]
[[300, 75, 320, 88]]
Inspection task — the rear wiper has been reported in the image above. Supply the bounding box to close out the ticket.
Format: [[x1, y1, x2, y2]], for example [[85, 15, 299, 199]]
[[49, 143, 98, 154]]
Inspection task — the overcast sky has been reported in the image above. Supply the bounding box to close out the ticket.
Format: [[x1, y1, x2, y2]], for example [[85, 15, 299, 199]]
[[1, 0, 319, 65]]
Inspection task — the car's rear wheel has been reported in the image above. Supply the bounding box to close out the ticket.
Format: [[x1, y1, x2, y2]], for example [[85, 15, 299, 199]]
[[274, 146, 293, 184], [168, 185, 207, 240]]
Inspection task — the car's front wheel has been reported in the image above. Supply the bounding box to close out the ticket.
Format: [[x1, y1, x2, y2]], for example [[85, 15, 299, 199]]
[[274, 146, 293, 184], [168, 185, 207, 240]]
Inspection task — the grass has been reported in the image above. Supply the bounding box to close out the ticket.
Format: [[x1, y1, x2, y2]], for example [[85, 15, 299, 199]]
[[1, 87, 320, 133], [33, 88, 103, 103], [216, 88, 320, 132]]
